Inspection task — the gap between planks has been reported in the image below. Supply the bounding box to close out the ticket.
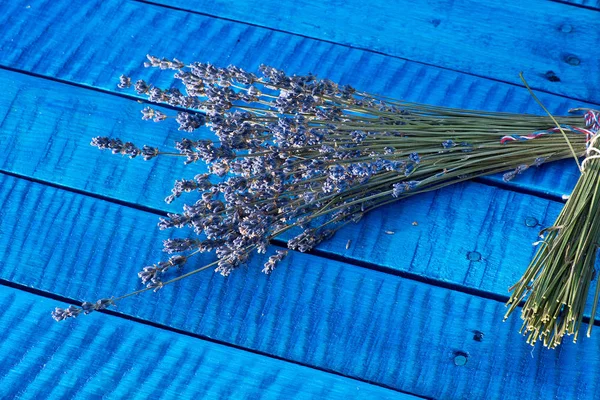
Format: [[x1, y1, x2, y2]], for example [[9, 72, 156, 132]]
[[551, 0, 600, 12], [0, 277, 432, 400]]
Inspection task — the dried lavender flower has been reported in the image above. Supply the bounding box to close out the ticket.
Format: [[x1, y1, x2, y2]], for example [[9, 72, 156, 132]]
[[262, 250, 288, 274], [117, 75, 132, 89], [91, 136, 141, 158], [52, 298, 115, 321]]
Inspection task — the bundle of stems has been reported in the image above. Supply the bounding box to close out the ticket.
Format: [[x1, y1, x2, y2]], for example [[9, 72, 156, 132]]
[[51, 55, 596, 329], [505, 111, 600, 348]]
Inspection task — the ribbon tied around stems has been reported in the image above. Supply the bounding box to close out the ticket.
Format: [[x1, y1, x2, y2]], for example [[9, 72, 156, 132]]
[[499, 109, 600, 172], [585, 109, 600, 132], [500, 110, 599, 144], [499, 124, 593, 144], [581, 110, 600, 171]]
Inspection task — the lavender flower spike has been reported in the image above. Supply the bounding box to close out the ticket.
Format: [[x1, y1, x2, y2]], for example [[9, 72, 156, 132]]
[[52, 298, 115, 321], [262, 250, 288, 274]]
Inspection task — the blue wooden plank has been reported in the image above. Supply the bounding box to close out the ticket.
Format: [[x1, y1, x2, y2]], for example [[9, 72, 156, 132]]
[[0, 0, 593, 200], [2, 176, 600, 398], [138, 0, 600, 104], [1, 68, 593, 318], [0, 286, 411, 399]]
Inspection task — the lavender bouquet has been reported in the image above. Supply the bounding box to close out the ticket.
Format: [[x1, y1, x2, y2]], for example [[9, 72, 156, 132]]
[[505, 110, 600, 348], [51, 56, 599, 347]]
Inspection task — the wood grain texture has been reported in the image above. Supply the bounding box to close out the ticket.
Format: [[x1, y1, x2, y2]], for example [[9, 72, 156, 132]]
[[0, 287, 411, 400], [2, 176, 600, 399], [138, 0, 600, 103], [0, 0, 593, 199], [2, 68, 594, 317], [2, 1, 599, 396]]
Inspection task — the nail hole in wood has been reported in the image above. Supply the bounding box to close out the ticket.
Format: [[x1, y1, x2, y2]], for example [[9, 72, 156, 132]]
[[565, 55, 580, 66], [454, 351, 468, 366], [545, 71, 560, 82], [559, 24, 572, 33], [467, 251, 481, 262], [525, 217, 539, 227]]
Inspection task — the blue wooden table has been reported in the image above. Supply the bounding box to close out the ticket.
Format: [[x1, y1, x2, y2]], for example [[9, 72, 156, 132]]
[[1, 0, 600, 398]]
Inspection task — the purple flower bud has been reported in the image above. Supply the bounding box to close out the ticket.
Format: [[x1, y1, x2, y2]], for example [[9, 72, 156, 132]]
[[262, 250, 288, 274], [51, 305, 82, 321], [392, 181, 419, 197], [176, 112, 206, 132], [409, 152, 421, 164], [442, 140, 454, 149], [117, 75, 132, 89], [134, 80, 150, 94]]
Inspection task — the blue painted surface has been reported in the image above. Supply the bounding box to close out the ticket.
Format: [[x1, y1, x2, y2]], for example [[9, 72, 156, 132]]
[[0, 286, 412, 399], [1, 0, 600, 399]]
